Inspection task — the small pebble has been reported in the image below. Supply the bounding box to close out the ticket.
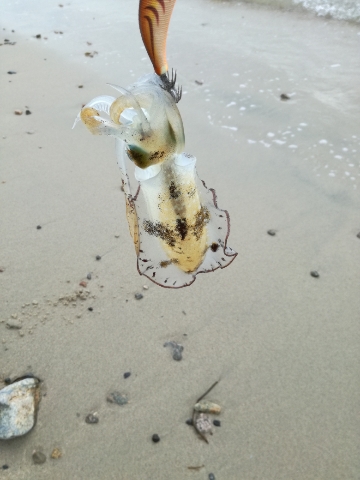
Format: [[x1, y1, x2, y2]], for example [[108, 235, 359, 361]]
[[7, 71, 16, 74], [267, 229, 276, 236], [86, 273, 92, 280], [36, 225, 42, 229], [152, 434, 160, 443], [85, 413, 98, 424], [95, 255, 101, 261], [78, 85, 83, 88], [208, 474, 215, 480], [185, 418, 194, 426], [310, 271, 319, 278], [50, 448, 62, 459], [123, 372, 131, 379], [14, 109, 23, 115], [32, 451, 46, 465], [280, 93, 290, 101], [25, 109, 31, 115], [356, 232, 360, 239], [134, 293, 143, 300], [142, 285, 149, 290], [79, 280, 87, 288], [107, 392, 128, 405], [213, 420, 221, 427], [4, 377, 11, 384], [35, 34, 41, 39], [164, 341, 184, 361], [88, 307, 93, 311], [2, 465, 9, 470]]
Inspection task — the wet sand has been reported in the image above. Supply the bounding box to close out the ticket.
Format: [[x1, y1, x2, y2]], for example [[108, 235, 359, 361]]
[[1, 0, 360, 478]]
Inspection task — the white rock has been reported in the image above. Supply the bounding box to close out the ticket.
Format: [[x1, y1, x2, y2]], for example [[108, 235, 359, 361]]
[[0, 378, 41, 439]]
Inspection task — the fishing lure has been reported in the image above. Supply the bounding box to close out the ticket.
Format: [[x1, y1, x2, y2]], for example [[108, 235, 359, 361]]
[[74, 0, 237, 288]]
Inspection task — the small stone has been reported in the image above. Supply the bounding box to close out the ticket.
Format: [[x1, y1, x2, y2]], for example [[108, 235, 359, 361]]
[[213, 420, 221, 427], [50, 448, 62, 459], [32, 300, 38, 305], [35, 34, 41, 39], [88, 307, 93, 311], [123, 372, 131, 379], [185, 418, 193, 426], [267, 229, 276, 236], [280, 93, 290, 101], [95, 255, 101, 261], [208, 474, 216, 480], [195, 80, 203, 85], [114, 234, 120, 238], [310, 271, 320, 278], [2, 465, 9, 470], [14, 109, 23, 115], [0, 377, 41, 439], [0, 267, 4, 273], [134, 293, 143, 300], [4, 378, 11, 385], [32, 451, 46, 464], [78, 85, 83, 88], [36, 225, 42, 229], [142, 285, 149, 290], [25, 109, 31, 115], [86, 273, 92, 280], [107, 392, 128, 405], [195, 413, 212, 434], [6, 320, 22, 330], [356, 232, 360, 239], [7, 71, 16, 74], [79, 281, 87, 288], [85, 413, 98, 424], [152, 433, 160, 443], [164, 341, 184, 361]]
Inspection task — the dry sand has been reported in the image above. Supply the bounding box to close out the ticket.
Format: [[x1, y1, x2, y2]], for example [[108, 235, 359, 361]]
[[1, 0, 360, 478]]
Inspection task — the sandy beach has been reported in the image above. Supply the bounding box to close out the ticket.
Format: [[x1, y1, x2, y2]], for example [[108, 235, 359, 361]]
[[1, 0, 360, 478]]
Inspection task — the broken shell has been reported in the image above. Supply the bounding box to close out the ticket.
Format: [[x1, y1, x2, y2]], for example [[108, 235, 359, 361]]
[[195, 413, 212, 434], [194, 401, 221, 414], [0, 377, 41, 439]]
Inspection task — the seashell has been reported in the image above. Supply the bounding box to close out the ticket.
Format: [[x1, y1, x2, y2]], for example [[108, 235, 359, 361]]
[[194, 401, 221, 414], [0, 377, 41, 439]]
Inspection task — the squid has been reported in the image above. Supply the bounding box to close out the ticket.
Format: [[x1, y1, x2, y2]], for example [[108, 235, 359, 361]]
[[74, 0, 237, 288]]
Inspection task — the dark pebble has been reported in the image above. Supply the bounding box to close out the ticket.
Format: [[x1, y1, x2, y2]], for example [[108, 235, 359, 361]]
[[4, 377, 11, 384], [35, 34, 41, 39], [134, 293, 143, 300], [25, 109, 31, 115], [267, 229, 276, 236], [185, 418, 194, 426], [2, 465, 9, 470], [152, 434, 160, 443], [280, 93, 290, 101], [36, 225, 42, 229], [208, 474, 215, 480], [88, 307, 93, 311], [310, 271, 320, 278], [123, 371, 131, 379], [32, 451, 46, 465], [85, 413, 98, 424], [213, 420, 221, 427], [356, 232, 360, 239], [86, 273, 92, 280], [95, 255, 101, 261], [7, 71, 16, 74]]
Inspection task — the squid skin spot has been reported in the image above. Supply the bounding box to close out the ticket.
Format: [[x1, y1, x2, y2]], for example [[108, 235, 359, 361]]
[[145, 5, 160, 24], [211, 242, 219, 252], [156, 0, 166, 14]]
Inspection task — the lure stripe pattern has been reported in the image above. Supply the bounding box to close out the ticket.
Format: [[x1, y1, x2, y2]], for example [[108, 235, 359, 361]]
[[139, 0, 176, 75]]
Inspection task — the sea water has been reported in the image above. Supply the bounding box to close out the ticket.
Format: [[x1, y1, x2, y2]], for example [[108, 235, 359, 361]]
[[237, 0, 360, 23]]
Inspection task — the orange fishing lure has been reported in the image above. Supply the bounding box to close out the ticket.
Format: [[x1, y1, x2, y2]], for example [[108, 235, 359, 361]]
[[139, 0, 177, 75]]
